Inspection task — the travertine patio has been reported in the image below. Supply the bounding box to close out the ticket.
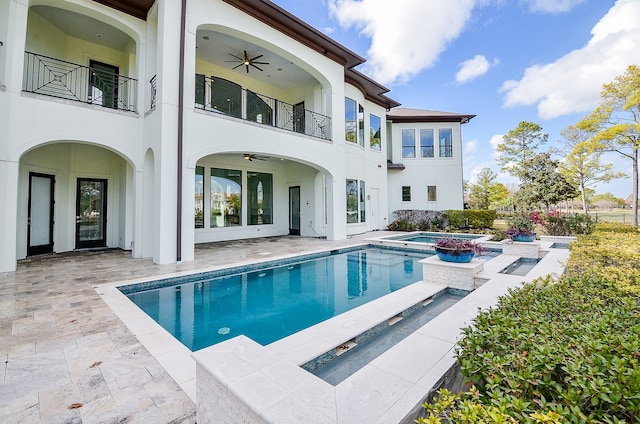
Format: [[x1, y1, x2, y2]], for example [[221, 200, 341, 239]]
[[0, 235, 368, 423]]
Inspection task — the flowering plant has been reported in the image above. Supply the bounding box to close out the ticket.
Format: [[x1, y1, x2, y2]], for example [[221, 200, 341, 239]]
[[503, 211, 545, 238], [435, 237, 485, 255]]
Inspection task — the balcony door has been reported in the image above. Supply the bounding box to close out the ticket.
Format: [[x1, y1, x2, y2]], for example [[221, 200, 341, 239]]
[[76, 178, 108, 249], [293, 102, 305, 134], [89, 60, 118, 109], [27, 173, 55, 256]]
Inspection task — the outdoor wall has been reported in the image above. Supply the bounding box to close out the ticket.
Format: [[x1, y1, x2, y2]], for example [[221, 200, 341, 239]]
[[387, 121, 464, 218]]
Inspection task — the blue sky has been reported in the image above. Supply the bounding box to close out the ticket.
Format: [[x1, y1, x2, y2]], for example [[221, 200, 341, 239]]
[[272, 0, 640, 199]]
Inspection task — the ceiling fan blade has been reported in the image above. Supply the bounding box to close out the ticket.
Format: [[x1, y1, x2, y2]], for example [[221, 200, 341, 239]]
[[245, 64, 250, 73], [244, 50, 249, 61], [250, 54, 264, 61], [232, 63, 244, 70], [250, 63, 264, 72], [252, 61, 269, 65], [227, 53, 244, 61]]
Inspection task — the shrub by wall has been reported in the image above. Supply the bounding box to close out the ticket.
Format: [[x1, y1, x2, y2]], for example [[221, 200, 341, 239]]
[[418, 225, 640, 423], [388, 209, 496, 232]]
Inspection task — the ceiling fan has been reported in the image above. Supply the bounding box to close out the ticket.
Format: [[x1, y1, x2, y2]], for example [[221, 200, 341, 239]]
[[243, 153, 267, 162], [225, 50, 269, 73]]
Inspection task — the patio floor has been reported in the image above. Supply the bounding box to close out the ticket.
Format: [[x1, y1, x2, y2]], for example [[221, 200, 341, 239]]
[[0, 234, 375, 423]]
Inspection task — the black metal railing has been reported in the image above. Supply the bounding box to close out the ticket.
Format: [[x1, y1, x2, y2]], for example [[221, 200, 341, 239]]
[[23, 52, 138, 112], [197, 75, 331, 140], [149, 75, 157, 110]]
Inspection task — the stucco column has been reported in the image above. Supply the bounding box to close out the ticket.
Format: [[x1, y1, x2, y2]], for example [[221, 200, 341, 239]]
[[326, 172, 346, 241], [180, 165, 195, 262], [0, 159, 19, 272], [3, 0, 27, 93]]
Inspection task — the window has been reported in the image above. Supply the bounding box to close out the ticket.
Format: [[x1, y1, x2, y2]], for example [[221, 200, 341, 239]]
[[402, 186, 411, 202], [358, 104, 365, 147], [420, 129, 434, 158], [370, 114, 381, 150], [211, 76, 242, 118], [195, 166, 204, 228], [427, 185, 437, 202], [359, 181, 366, 223], [402, 129, 415, 158], [346, 179, 366, 223], [246, 90, 273, 125], [211, 168, 242, 227], [345, 98, 357, 143], [247, 172, 273, 225], [439, 128, 453, 157]]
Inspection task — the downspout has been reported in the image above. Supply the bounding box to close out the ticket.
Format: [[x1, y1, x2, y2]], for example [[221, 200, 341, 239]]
[[177, 0, 187, 262]]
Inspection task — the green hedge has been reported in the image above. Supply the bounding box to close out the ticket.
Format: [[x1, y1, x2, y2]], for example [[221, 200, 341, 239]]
[[418, 225, 640, 423], [388, 209, 496, 232]]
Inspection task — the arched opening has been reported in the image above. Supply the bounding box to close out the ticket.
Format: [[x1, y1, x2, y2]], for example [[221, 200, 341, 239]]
[[17, 142, 136, 258]]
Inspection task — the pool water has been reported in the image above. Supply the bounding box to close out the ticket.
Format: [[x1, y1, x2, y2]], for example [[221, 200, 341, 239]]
[[391, 232, 484, 244], [124, 247, 428, 350]]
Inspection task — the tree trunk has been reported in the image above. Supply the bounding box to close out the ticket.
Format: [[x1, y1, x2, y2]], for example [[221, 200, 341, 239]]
[[580, 183, 588, 214]]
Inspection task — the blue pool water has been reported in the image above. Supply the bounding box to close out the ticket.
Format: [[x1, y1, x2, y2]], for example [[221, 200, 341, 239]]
[[390, 232, 484, 244], [123, 247, 428, 350]]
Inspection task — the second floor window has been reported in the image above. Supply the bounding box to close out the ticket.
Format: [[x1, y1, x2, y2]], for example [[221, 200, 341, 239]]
[[358, 104, 365, 147], [420, 129, 434, 158], [402, 129, 415, 158], [345, 98, 357, 143], [439, 128, 453, 157], [370, 114, 381, 150]]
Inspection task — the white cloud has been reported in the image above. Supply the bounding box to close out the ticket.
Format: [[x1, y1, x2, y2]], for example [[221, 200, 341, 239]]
[[328, 0, 479, 85], [500, 0, 640, 120], [489, 134, 504, 160], [456, 55, 498, 83], [521, 0, 587, 14], [464, 138, 479, 153]]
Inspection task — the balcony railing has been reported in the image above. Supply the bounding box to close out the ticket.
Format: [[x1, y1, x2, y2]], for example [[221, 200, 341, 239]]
[[23, 52, 138, 113], [149, 75, 157, 110], [196, 75, 331, 141]]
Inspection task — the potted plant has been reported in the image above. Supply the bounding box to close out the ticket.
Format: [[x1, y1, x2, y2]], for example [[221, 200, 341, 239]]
[[434, 237, 485, 263], [503, 211, 544, 242]]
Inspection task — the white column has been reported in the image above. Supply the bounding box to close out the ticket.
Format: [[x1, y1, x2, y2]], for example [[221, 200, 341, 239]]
[[0, 159, 19, 272]]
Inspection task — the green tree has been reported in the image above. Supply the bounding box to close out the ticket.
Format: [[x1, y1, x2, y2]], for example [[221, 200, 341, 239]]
[[489, 182, 510, 210], [577, 65, 640, 226], [515, 153, 578, 210], [468, 168, 497, 209], [496, 121, 548, 180], [556, 125, 626, 214]]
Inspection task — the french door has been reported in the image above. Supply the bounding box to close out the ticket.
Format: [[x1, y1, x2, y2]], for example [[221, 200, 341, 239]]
[[89, 60, 118, 109], [27, 173, 55, 256], [289, 186, 301, 235], [76, 178, 108, 249]]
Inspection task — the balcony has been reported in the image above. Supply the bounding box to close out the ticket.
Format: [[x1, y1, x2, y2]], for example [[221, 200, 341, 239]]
[[195, 75, 331, 141], [23, 52, 138, 113]]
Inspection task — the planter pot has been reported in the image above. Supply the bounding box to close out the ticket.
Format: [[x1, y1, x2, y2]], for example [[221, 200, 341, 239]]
[[434, 247, 475, 263], [512, 233, 537, 242]]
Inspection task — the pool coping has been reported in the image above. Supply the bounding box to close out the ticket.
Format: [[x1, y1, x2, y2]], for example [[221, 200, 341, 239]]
[[97, 240, 571, 423]]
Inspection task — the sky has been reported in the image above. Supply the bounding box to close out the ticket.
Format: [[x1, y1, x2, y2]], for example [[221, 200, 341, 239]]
[[271, 0, 640, 199]]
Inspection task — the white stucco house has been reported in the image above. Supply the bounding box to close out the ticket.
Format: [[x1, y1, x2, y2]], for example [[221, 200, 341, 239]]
[[0, 0, 474, 273]]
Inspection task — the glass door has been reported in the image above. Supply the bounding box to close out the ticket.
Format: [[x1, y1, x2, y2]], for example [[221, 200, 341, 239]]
[[289, 186, 300, 235], [27, 173, 55, 256], [76, 178, 108, 249], [89, 60, 118, 109]]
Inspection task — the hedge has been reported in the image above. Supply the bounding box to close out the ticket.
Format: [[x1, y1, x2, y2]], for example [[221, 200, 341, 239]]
[[418, 224, 640, 423]]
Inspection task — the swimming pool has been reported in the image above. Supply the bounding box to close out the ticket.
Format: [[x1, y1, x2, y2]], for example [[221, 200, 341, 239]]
[[390, 232, 486, 244], [122, 246, 428, 350]]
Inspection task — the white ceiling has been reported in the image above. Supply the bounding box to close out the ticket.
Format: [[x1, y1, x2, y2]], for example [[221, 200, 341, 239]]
[[196, 30, 316, 91], [31, 5, 132, 51]]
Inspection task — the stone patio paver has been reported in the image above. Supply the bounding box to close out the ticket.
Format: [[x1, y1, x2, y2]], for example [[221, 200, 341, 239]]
[[0, 234, 373, 423]]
